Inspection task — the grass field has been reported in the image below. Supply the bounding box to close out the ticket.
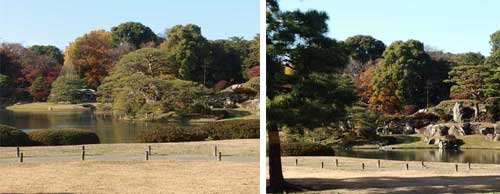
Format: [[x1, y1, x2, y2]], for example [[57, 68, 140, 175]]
[[269, 156, 500, 193], [6, 102, 93, 111], [0, 139, 259, 194]]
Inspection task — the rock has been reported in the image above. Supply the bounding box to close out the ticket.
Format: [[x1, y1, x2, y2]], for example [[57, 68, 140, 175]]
[[479, 127, 495, 135], [453, 102, 462, 122], [426, 124, 449, 137]]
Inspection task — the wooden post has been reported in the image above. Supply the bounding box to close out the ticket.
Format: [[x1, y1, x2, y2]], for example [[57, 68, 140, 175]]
[[20, 153, 23, 163], [148, 146, 152, 156], [82, 150, 85, 161], [468, 162, 471, 170], [321, 161, 324, 169], [145, 151, 149, 161], [218, 152, 222, 161], [377, 160, 380, 168], [335, 159, 338, 167], [406, 163, 409, 171], [16, 146, 20, 158], [295, 159, 298, 166], [362, 163, 365, 170], [455, 164, 458, 172], [82, 145, 85, 152], [421, 160, 424, 168], [214, 146, 218, 157]]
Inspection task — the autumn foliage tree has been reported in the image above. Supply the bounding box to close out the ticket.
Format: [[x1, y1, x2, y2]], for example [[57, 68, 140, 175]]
[[64, 30, 113, 89]]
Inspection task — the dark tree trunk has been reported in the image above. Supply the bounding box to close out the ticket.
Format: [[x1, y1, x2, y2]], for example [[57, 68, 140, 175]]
[[268, 125, 286, 193]]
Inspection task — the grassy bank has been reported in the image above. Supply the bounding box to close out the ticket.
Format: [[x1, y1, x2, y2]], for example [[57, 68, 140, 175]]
[[270, 156, 500, 193], [6, 102, 94, 111]]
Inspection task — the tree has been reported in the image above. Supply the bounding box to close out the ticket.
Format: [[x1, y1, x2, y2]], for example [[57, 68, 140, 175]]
[[490, 30, 500, 53], [111, 22, 159, 48], [161, 24, 211, 85], [267, 0, 356, 191], [28, 45, 64, 65], [369, 40, 432, 113], [97, 48, 176, 103], [48, 71, 85, 104], [356, 65, 376, 103], [446, 52, 491, 100], [345, 35, 386, 65], [243, 35, 260, 79], [0, 43, 25, 90], [30, 76, 49, 102], [64, 30, 113, 89], [0, 74, 8, 97], [208, 39, 244, 84]]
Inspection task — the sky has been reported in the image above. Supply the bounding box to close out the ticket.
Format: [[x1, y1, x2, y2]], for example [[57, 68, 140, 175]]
[[280, 0, 500, 56], [0, 0, 259, 50]]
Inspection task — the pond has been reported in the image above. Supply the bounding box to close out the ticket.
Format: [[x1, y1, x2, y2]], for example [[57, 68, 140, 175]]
[[0, 109, 193, 143], [334, 148, 500, 164]]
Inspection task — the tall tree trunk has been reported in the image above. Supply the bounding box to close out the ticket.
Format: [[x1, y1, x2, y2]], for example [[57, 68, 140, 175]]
[[268, 125, 286, 193]]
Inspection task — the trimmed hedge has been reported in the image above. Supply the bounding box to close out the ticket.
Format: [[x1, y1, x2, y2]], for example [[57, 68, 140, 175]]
[[136, 127, 208, 143], [136, 119, 259, 143], [280, 141, 335, 156], [0, 124, 31, 146], [28, 128, 100, 146], [198, 119, 259, 140]]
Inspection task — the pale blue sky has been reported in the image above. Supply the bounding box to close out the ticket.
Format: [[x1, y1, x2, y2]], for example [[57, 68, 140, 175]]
[[0, 0, 259, 50], [280, 0, 500, 56]]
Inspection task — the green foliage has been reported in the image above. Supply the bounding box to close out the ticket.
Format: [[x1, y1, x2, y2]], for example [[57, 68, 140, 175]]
[[0, 124, 31, 147], [0, 74, 8, 96], [28, 45, 64, 65], [161, 24, 211, 85], [208, 39, 244, 84], [136, 119, 259, 143], [114, 48, 177, 77], [446, 52, 492, 100], [490, 30, 500, 53], [370, 40, 432, 113], [30, 75, 49, 102], [28, 128, 100, 146], [48, 72, 85, 104], [345, 35, 386, 64], [111, 22, 159, 48], [279, 141, 334, 156], [485, 97, 500, 122]]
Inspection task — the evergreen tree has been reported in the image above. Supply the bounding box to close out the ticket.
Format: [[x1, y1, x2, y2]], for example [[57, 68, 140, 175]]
[[48, 71, 85, 104]]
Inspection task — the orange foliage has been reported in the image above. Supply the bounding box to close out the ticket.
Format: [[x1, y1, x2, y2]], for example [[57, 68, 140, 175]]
[[368, 89, 402, 114], [64, 30, 113, 89], [356, 65, 375, 103]]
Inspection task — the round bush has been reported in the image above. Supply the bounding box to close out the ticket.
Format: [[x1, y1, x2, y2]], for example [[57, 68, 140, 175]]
[[0, 124, 30, 146], [28, 128, 100, 146], [280, 141, 335, 156]]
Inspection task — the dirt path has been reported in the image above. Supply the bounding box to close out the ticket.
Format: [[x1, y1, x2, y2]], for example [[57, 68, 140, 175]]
[[269, 156, 500, 193]]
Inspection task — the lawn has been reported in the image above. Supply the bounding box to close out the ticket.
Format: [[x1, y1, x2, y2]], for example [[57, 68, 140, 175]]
[[6, 102, 94, 111], [382, 134, 500, 150]]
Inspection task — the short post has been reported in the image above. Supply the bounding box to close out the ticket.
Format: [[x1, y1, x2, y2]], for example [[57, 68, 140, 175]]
[[421, 160, 424, 168], [406, 163, 409, 171], [321, 161, 324, 169], [145, 151, 149, 161], [218, 152, 222, 161], [455, 164, 458, 172], [468, 162, 471, 170], [295, 159, 298, 166], [335, 159, 338, 167], [362, 163, 365, 170], [20, 153, 23, 163], [16, 146, 20, 158], [81, 149, 85, 161], [377, 160, 380, 168], [214, 146, 218, 157], [148, 145, 152, 156], [82, 145, 85, 152]]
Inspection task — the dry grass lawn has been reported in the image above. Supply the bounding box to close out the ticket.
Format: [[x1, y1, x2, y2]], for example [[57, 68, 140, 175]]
[[270, 156, 500, 193], [0, 160, 258, 194]]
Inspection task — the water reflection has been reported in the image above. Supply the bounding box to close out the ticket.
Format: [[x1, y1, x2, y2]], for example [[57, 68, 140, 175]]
[[334, 149, 500, 164], [0, 109, 192, 143]]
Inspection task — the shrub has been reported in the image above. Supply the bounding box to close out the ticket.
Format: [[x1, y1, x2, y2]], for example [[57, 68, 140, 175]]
[[403, 105, 418, 115], [486, 97, 500, 122], [136, 127, 208, 143], [136, 119, 259, 143], [280, 141, 334, 156], [196, 119, 259, 140], [409, 112, 439, 128], [0, 124, 31, 146], [28, 128, 100, 146]]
